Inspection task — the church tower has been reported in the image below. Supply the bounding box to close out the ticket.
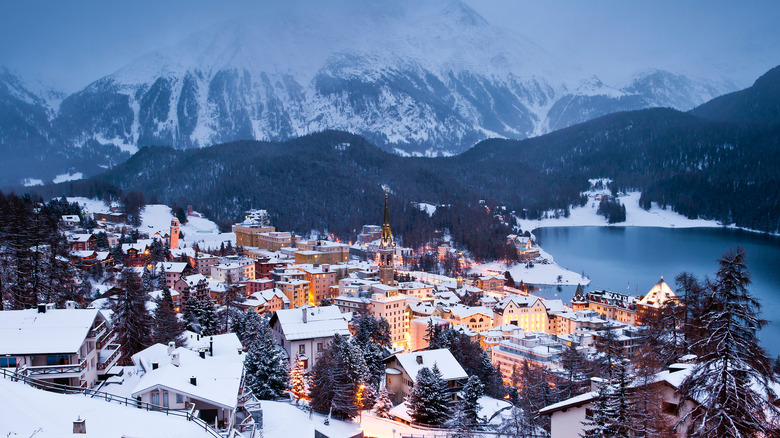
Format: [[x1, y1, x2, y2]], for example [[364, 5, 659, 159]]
[[378, 193, 396, 286], [170, 219, 180, 249]]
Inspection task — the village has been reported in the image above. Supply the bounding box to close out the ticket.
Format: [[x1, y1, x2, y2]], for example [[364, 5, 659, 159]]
[[0, 194, 773, 438]]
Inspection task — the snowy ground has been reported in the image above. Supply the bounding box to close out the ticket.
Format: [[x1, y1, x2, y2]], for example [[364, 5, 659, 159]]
[[516, 191, 721, 232], [53, 172, 84, 183], [139, 204, 235, 252], [469, 247, 590, 286], [0, 378, 214, 437], [261, 401, 361, 438], [64, 198, 236, 252]]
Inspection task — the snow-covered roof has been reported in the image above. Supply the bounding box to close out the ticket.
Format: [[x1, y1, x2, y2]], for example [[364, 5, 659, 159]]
[[539, 390, 597, 414], [158, 262, 188, 274], [243, 288, 289, 307], [637, 278, 677, 308], [131, 346, 244, 410], [68, 233, 93, 242], [183, 274, 208, 286], [447, 305, 492, 319], [477, 396, 513, 424], [0, 308, 100, 355], [393, 348, 467, 382], [494, 295, 539, 312], [271, 306, 350, 341], [542, 299, 566, 314]]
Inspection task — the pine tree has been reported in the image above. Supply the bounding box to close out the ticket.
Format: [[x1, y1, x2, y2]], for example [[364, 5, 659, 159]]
[[557, 343, 591, 400], [239, 309, 264, 348], [111, 268, 152, 364], [678, 248, 779, 437], [243, 318, 289, 400], [218, 285, 245, 333], [198, 299, 219, 336], [290, 353, 306, 402], [407, 364, 450, 426], [152, 288, 185, 346], [460, 375, 485, 426], [310, 334, 369, 420], [372, 387, 393, 419]]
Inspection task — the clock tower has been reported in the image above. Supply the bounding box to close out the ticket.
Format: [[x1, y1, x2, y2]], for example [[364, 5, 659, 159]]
[[378, 193, 396, 286]]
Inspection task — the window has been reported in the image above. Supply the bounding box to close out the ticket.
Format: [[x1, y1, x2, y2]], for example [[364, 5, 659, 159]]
[[299, 345, 305, 354], [47, 355, 69, 366], [151, 392, 160, 406], [163, 391, 169, 408], [177, 393, 183, 403], [0, 357, 17, 367], [317, 343, 323, 352]]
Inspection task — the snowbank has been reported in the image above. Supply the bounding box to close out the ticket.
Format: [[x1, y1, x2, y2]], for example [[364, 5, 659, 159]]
[[469, 247, 590, 286], [517, 191, 721, 232], [0, 378, 213, 437]]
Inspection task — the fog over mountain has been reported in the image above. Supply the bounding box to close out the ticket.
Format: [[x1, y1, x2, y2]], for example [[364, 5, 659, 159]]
[[0, 0, 777, 187]]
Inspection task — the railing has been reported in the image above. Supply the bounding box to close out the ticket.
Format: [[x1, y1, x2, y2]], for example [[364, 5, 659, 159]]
[[96, 329, 116, 349], [26, 359, 86, 376], [97, 344, 121, 371], [0, 368, 223, 438], [88, 321, 107, 340]]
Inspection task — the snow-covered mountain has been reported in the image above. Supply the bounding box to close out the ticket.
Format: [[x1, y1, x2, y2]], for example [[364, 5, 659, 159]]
[[1, 0, 732, 186]]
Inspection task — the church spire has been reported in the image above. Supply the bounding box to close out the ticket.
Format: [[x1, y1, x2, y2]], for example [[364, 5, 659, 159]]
[[381, 192, 392, 245]]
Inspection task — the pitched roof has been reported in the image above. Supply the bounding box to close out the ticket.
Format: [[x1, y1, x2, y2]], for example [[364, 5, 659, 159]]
[[393, 348, 468, 382], [0, 308, 100, 355], [131, 346, 244, 410], [637, 278, 677, 308], [270, 306, 350, 341]]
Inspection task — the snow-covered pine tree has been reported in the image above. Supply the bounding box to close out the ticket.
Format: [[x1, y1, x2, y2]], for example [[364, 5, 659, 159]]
[[460, 375, 485, 426], [290, 353, 306, 402], [373, 387, 393, 418], [182, 296, 203, 332], [141, 266, 153, 292], [111, 268, 152, 364], [310, 334, 369, 419], [240, 308, 264, 348], [152, 287, 186, 346], [407, 364, 450, 426], [218, 285, 245, 333], [581, 379, 615, 438], [678, 247, 779, 437], [243, 318, 289, 399], [197, 298, 219, 335]]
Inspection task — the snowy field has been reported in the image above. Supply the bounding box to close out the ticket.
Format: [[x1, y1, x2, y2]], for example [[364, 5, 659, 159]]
[[139, 204, 235, 252], [0, 378, 214, 437], [65, 198, 235, 252], [469, 247, 590, 286], [516, 191, 721, 232]]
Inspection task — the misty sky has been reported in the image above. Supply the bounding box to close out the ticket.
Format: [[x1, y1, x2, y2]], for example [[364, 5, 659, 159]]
[[1, 0, 778, 92]]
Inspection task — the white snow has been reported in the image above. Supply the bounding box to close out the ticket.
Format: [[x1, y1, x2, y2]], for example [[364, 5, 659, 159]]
[[22, 177, 43, 187], [0, 378, 214, 438], [262, 401, 362, 438], [414, 202, 437, 217], [470, 246, 590, 286], [65, 197, 114, 215], [52, 172, 84, 183], [517, 191, 722, 232], [139, 204, 235, 251]]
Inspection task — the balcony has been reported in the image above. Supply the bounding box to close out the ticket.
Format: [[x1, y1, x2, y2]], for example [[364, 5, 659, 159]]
[[97, 344, 121, 371], [27, 359, 86, 377], [88, 321, 107, 341]]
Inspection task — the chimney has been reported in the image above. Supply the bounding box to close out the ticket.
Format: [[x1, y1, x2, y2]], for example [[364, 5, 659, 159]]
[[199, 350, 206, 359], [73, 417, 86, 434], [323, 264, 330, 272], [65, 300, 76, 310], [167, 341, 175, 355], [38, 303, 47, 314], [416, 355, 423, 365], [151, 362, 159, 370], [171, 352, 180, 367], [302, 307, 308, 323], [190, 376, 197, 386], [590, 377, 606, 392]]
